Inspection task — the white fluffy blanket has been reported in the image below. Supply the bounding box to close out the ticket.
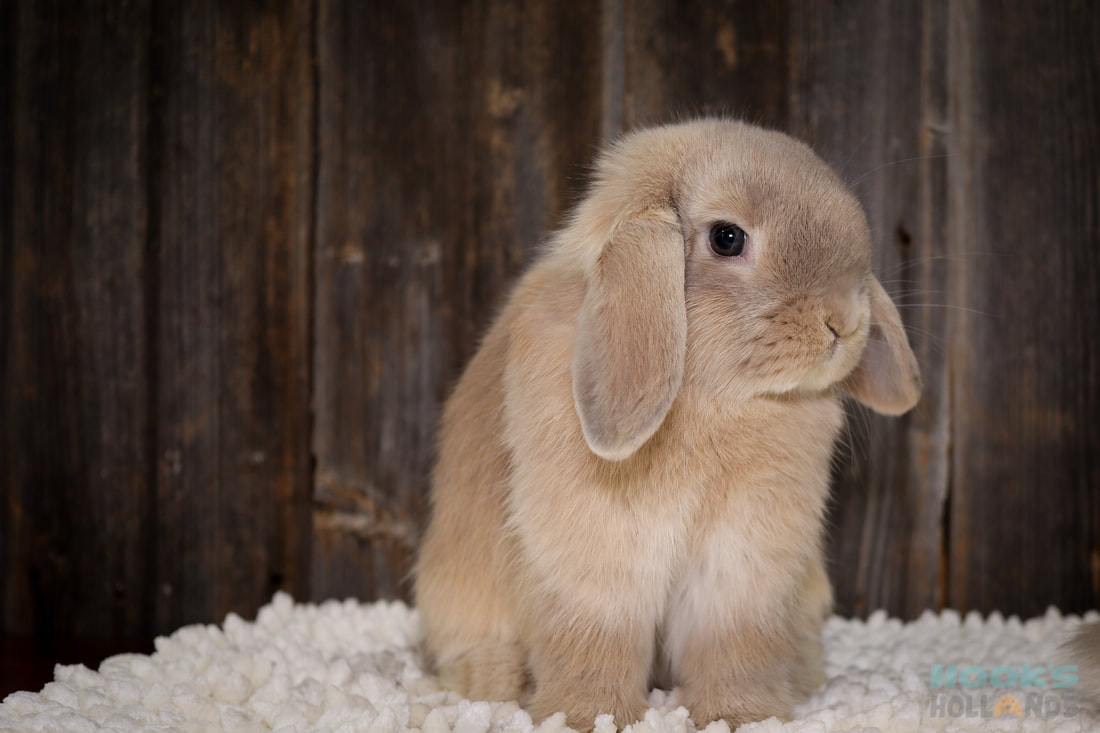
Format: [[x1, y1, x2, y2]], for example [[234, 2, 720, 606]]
[[1, 593, 1096, 733]]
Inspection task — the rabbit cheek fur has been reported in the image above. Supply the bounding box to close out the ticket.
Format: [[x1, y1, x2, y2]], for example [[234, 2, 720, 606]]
[[415, 119, 920, 731]]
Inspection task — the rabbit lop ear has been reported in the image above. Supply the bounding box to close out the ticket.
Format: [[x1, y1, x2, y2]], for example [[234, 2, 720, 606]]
[[572, 213, 687, 461], [842, 277, 921, 415]]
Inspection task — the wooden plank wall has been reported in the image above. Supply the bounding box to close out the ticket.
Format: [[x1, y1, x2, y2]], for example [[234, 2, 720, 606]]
[[2, 0, 1097, 650], [2, 0, 314, 641]]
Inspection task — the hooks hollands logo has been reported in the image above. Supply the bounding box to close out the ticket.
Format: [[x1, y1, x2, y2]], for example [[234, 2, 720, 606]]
[[928, 664, 1080, 719]]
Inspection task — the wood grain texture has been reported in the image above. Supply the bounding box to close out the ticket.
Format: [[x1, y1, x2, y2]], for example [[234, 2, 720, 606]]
[[624, 0, 789, 129], [310, 0, 607, 602], [2, 0, 1099, 653], [946, 0, 1100, 616], [0, 0, 17, 640], [2, 0, 155, 639], [788, 0, 951, 618], [310, 0, 463, 603], [149, 0, 313, 633]]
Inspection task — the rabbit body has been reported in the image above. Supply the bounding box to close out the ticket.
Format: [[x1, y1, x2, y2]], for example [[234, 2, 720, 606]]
[[1063, 621, 1100, 706], [415, 119, 920, 730]]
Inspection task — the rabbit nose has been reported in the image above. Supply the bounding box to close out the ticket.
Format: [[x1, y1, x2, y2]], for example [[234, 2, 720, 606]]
[[823, 288, 863, 339]]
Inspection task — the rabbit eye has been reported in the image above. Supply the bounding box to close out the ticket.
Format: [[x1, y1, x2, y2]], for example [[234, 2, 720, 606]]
[[709, 222, 747, 257]]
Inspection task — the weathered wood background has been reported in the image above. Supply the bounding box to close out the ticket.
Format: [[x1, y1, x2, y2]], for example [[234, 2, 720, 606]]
[[2, 0, 1097, 659]]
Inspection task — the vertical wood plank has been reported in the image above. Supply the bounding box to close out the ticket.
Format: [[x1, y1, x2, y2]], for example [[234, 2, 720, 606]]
[[788, 0, 951, 618], [624, 0, 790, 129], [311, 0, 464, 603], [1, 0, 154, 638], [0, 0, 16, 636], [947, 0, 1100, 616], [311, 0, 606, 602], [150, 0, 314, 632]]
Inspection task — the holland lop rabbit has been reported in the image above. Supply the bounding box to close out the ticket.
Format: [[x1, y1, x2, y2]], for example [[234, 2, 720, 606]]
[[1064, 622, 1100, 706], [415, 118, 920, 730]]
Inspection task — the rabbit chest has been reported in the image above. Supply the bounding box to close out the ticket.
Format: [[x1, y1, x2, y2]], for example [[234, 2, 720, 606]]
[[502, 297, 843, 636]]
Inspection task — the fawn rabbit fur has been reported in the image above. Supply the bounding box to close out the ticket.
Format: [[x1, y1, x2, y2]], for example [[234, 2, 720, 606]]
[[1064, 622, 1100, 706], [415, 118, 921, 730]]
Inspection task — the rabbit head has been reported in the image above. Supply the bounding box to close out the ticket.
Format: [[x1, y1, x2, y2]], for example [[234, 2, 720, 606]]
[[565, 119, 920, 460]]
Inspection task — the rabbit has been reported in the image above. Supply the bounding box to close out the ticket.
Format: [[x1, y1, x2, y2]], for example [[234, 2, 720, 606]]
[[414, 118, 921, 731], [1064, 621, 1100, 706]]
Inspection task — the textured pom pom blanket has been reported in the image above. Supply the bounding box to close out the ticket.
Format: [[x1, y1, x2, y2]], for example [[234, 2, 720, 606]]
[[1, 593, 1096, 733]]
